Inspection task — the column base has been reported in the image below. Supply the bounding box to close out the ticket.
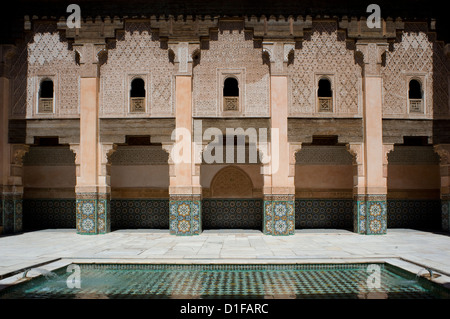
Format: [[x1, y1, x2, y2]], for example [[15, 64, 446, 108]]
[[76, 193, 110, 235], [1, 193, 23, 234], [263, 195, 295, 236], [169, 195, 201, 236], [354, 195, 387, 235], [442, 196, 450, 232]]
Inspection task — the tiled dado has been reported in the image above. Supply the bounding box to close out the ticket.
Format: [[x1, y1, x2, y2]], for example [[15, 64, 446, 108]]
[[263, 195, 295, 236], [295, 199, 353, 229], [23, 199, 76, 230], [354, 195, 387, 235], [76, 193, 110, 235], [202, 199, 263, 229], [110, 199, 169, 230], [169, 195, 201, 236], [387, 200, 441, 230], [443, 197, 450, 232], [1, 195, 23, 234]]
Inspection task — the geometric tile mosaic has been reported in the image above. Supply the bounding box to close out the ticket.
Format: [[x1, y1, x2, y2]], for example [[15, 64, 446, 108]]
[[353, 195, 387, 235], [443, 200, 450, 232], [2, 263, 448, 299], [1, 197, 23, 234], [110, 199, 169, 230], [23, 199, 76, 230], [169, 196, 201, 236], [263, 196, 295, 236], [202, 199, 262, 230], [295, 199, 353, 229], [76, 194, 111, 235], [387, 200, 441, 231]]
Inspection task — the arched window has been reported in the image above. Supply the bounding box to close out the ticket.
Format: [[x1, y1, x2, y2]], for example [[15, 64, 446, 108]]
[[130, 78, 146, 98], [223, 77, 239, 97], [130, 78, 145, 112], [409, 79, 422, 99], [38, 79, 54, 113], [318, 78, 332, 98], [39, 79, 53, 98], [223, 77, 239, 111], [318, 78, 332, 112], [409, 79, 423, 113]]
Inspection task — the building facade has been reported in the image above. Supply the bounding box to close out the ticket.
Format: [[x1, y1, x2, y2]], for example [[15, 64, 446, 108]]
[[1, 4, 450, 236]]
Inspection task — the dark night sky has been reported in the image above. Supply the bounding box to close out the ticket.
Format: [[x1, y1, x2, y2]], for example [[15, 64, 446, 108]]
[[1, 0, 448, 43]]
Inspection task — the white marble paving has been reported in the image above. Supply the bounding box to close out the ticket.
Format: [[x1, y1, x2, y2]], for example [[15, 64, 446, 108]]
[[1, 228, 450, 283]]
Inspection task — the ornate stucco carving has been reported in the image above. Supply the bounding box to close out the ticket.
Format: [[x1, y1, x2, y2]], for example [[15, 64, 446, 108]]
[[193, 26, 270, 117], [382, 23, 450, 117], [99, 21, 175, 117], [210, 166, 253, 198], [289, 22, 362, 117], [25, 23, 80, 118]]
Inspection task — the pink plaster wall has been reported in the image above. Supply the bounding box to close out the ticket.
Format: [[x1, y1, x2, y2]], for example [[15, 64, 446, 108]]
[[295, 165, 353, 189], [23, 166, 76, 188], [387, 165, 440, 189], [111, 165, 170, 188]]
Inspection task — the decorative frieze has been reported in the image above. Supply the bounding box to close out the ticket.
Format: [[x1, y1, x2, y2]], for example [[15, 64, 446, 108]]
[[295, 145, 353, 165], [23, 146, 76, 166], [109, 146, 169, 166]]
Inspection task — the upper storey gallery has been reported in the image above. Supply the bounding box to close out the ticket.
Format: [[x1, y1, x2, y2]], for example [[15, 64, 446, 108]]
[[5, 16, 450, 121]]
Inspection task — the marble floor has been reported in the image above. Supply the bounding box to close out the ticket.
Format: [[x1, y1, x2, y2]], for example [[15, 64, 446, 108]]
[[1, 228, 450, 289]]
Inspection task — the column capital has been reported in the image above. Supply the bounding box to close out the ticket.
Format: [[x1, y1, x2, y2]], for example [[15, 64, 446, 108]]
[[434, 144, 450, 164], [72, 43, 107, 78], [262, 42, 295, 75], [356, 41, 389, 76], [0, 44, 16, 78], [168, 42, 200, 76]]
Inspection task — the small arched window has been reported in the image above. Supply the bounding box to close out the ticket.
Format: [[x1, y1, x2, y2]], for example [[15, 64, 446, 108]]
[[409, 79, 422, 99], [130, 78, 146, 98], [38, 79, 54, 113], [317, 78, 332, 112], [223, 77, 239, 97], [130, 78, 145, 112], [223, 77, 239, 111], [409, 79, 423, 113], [39, 79, 54, 98]]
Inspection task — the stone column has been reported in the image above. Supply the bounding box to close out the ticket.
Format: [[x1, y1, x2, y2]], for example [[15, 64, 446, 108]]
[[74, 43, 114, 235], [261, 43, 297, 236], [1, 45, 29, 234], [434, 145, 450, 231], [353, 41, 389, 235], [168, 43, 202, 235]]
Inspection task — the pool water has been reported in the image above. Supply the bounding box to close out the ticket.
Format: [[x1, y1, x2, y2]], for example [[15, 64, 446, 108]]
[[0, 263, 449, 299]]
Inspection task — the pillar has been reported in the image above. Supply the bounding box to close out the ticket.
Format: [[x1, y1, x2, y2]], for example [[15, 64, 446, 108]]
[[1, 45, 29, 235], [261, 43, 297, 236], [262, 76, 295, 235], [74, 43, 114, 235], [168, 43, 202, 235], [353, 41, 389, 235], [434, 145, 450, 231], [168, 76, 201, 236]]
